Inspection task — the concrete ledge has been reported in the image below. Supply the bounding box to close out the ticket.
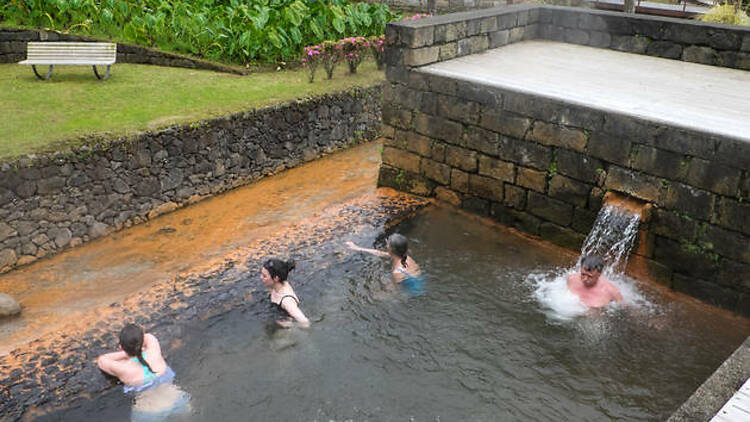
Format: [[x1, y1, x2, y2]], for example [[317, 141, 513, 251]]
[[667, 335, 750, 422]]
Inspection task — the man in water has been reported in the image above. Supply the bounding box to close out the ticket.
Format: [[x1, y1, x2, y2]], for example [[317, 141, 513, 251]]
[[567, 255, 624, 308]]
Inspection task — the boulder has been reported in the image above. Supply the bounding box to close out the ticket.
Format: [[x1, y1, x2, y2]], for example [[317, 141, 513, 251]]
[[0, 293, 21, 317]]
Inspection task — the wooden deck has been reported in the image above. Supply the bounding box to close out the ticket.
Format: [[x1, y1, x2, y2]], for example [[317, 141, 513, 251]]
[[710, 377, 750, 422]]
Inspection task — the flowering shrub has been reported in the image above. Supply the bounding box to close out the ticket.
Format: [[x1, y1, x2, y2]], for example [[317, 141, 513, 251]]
[[302, 45, 322, 83], [402, 13, 432, 20], [368, 35, 386, 70], [320, 40, 344, 79], [341, 36, 370, 74]]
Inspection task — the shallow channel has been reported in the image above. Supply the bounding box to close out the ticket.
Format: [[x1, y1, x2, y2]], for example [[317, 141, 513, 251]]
[[36, 206, 750, 421]]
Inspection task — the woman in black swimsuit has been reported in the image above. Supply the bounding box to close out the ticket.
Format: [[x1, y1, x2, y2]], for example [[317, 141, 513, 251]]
[[260, 258, 310, 327]]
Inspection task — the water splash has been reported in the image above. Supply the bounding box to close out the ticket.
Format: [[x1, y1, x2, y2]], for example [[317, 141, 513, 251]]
[[580, 204, 641, 277], [532, 203, 647, 320]]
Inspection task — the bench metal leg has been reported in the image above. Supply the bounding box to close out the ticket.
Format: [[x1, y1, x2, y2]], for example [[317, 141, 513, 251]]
[[32, 65, 53, 80], [92, 65, 111, 80]]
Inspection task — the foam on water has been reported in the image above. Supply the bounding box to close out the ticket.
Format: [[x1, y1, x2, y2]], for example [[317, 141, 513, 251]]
[[530, 203, 653, 322], [529, 270, 654, 322]]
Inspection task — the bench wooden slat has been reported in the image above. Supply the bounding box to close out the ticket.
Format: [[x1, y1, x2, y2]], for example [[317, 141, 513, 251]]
[[26, 54, 116, 58], [20, 42, 117, 68], [19, 59, 116, 65]]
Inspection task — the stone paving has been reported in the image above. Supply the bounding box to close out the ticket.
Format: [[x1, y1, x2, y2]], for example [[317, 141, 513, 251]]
[[421, 40, 750, 143]]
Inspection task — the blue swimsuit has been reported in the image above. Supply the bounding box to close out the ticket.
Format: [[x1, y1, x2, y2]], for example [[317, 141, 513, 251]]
[[123, 353, 175, 394], [397, 267, 425, 296]]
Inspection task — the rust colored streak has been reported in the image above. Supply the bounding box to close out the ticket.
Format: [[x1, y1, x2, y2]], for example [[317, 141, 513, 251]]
[[0, 141, 382, 355]]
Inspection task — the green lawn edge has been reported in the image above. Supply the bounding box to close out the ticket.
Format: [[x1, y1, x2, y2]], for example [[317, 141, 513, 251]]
[[2, 60, 384, 161]]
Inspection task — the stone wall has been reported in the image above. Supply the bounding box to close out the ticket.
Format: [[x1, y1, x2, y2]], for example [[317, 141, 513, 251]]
[[538, 6, 750, 70], [0, 86, 382, 273], [0, 27, 247, 74], [380, 4, 750, 316], [372, 0, 511, 14]]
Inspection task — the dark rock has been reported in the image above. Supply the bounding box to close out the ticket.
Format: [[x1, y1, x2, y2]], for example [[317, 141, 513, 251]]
[[548, 175, 591, 208], [652, 209, 697, 241], [604, 166, 661, 203], [461, 196, 490, 216], [540, 222, 586, 250], [682, 46, 718, 66], [646, 41, 682, 59], [686, 158, 740, 197], [587, 132, 631, 167], [632, 145, 685, 180], [662, 182, 714, 221], [527, 192, 574, 226], [556, 149, 603, 184]]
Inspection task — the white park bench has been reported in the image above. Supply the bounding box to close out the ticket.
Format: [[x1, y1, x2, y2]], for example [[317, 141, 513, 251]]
[[18, 42, 117, 80]]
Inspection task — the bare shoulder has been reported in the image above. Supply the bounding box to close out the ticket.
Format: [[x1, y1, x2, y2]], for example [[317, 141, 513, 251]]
[[566, 272, 577, 285], [144, 333, 161, 350]]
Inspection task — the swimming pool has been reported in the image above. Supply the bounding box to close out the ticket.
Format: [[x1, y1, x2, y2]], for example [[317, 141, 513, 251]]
[[36, 206, 750, 421]]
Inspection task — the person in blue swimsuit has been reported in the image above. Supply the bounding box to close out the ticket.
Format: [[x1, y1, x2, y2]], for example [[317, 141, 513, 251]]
[[97, 324, 170, 391], [97, 324, 190, 421], [261, 258, 310, 328], [347, 233, 425, 296]]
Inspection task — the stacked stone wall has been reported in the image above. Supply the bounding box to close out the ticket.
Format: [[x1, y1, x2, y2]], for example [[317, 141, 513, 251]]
[[371, 0, 511, 13], [0, 86, 382, 273], [381, 4, 750, 316], [0, 28, 247, 74], [538, 6, 750, 70]]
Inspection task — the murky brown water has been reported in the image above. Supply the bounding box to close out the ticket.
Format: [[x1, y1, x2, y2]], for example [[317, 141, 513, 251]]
[[34, 206, 750, 422], [0, 142, 382, 355]]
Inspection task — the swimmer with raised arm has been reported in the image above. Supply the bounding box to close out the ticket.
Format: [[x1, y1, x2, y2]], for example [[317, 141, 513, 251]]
[[96, 324, 170, 391], [261, 258, 310, 328], [96, 324, 190, 420], [347, 233, 424, 295], [567, 255, 624, 308]]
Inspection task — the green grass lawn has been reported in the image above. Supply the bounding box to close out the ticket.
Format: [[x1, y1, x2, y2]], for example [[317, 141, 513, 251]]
[[1, 60, 384, 160]]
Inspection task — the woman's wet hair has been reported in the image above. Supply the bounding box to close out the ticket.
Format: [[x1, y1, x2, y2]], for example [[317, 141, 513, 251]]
[[581, 255, 604, 272], [263, 258, 296, 282], [119, 323, 154, 374], [387, 233, 409, 268]]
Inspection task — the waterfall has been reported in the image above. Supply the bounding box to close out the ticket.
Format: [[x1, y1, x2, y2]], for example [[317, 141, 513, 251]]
[[580, 204, 641, 276]]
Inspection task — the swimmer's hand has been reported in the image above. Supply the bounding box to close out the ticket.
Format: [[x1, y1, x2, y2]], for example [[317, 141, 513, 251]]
[[276, 319, 310, 329], [276, 319, 293, 328], [345, 241, 360, 251]]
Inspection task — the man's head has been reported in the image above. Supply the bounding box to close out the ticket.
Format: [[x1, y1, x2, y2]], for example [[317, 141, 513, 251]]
[[580, 255, 604, 288]]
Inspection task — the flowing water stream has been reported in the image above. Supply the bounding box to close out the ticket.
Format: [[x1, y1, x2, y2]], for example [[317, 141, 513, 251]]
[[34, 206, 750, 422]]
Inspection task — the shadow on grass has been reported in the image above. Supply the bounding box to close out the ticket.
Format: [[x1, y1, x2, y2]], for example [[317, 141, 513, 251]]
[[18, 67, 116, 84]]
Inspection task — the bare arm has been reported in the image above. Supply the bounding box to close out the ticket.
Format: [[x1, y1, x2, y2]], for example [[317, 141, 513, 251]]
[[96, 350, 129, 377], [346, 241, 390, 258], [142, 333, 165, 361], [142, 333, 160, 352], [611, 284, 625, 304], [281, 297, 310, 328]]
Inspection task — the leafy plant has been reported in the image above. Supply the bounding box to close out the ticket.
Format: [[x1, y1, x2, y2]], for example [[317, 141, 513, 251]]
[[302, 44, 322, 83], [0, 0, 401, 64], [320, 39, 343, 79], [368, 35, 385, 70], [341, 36, 368, 74], [699, 2, 750, 26]]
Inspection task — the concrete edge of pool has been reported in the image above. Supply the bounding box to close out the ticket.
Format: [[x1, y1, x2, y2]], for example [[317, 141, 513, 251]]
[[667, 336, 750, 422]]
